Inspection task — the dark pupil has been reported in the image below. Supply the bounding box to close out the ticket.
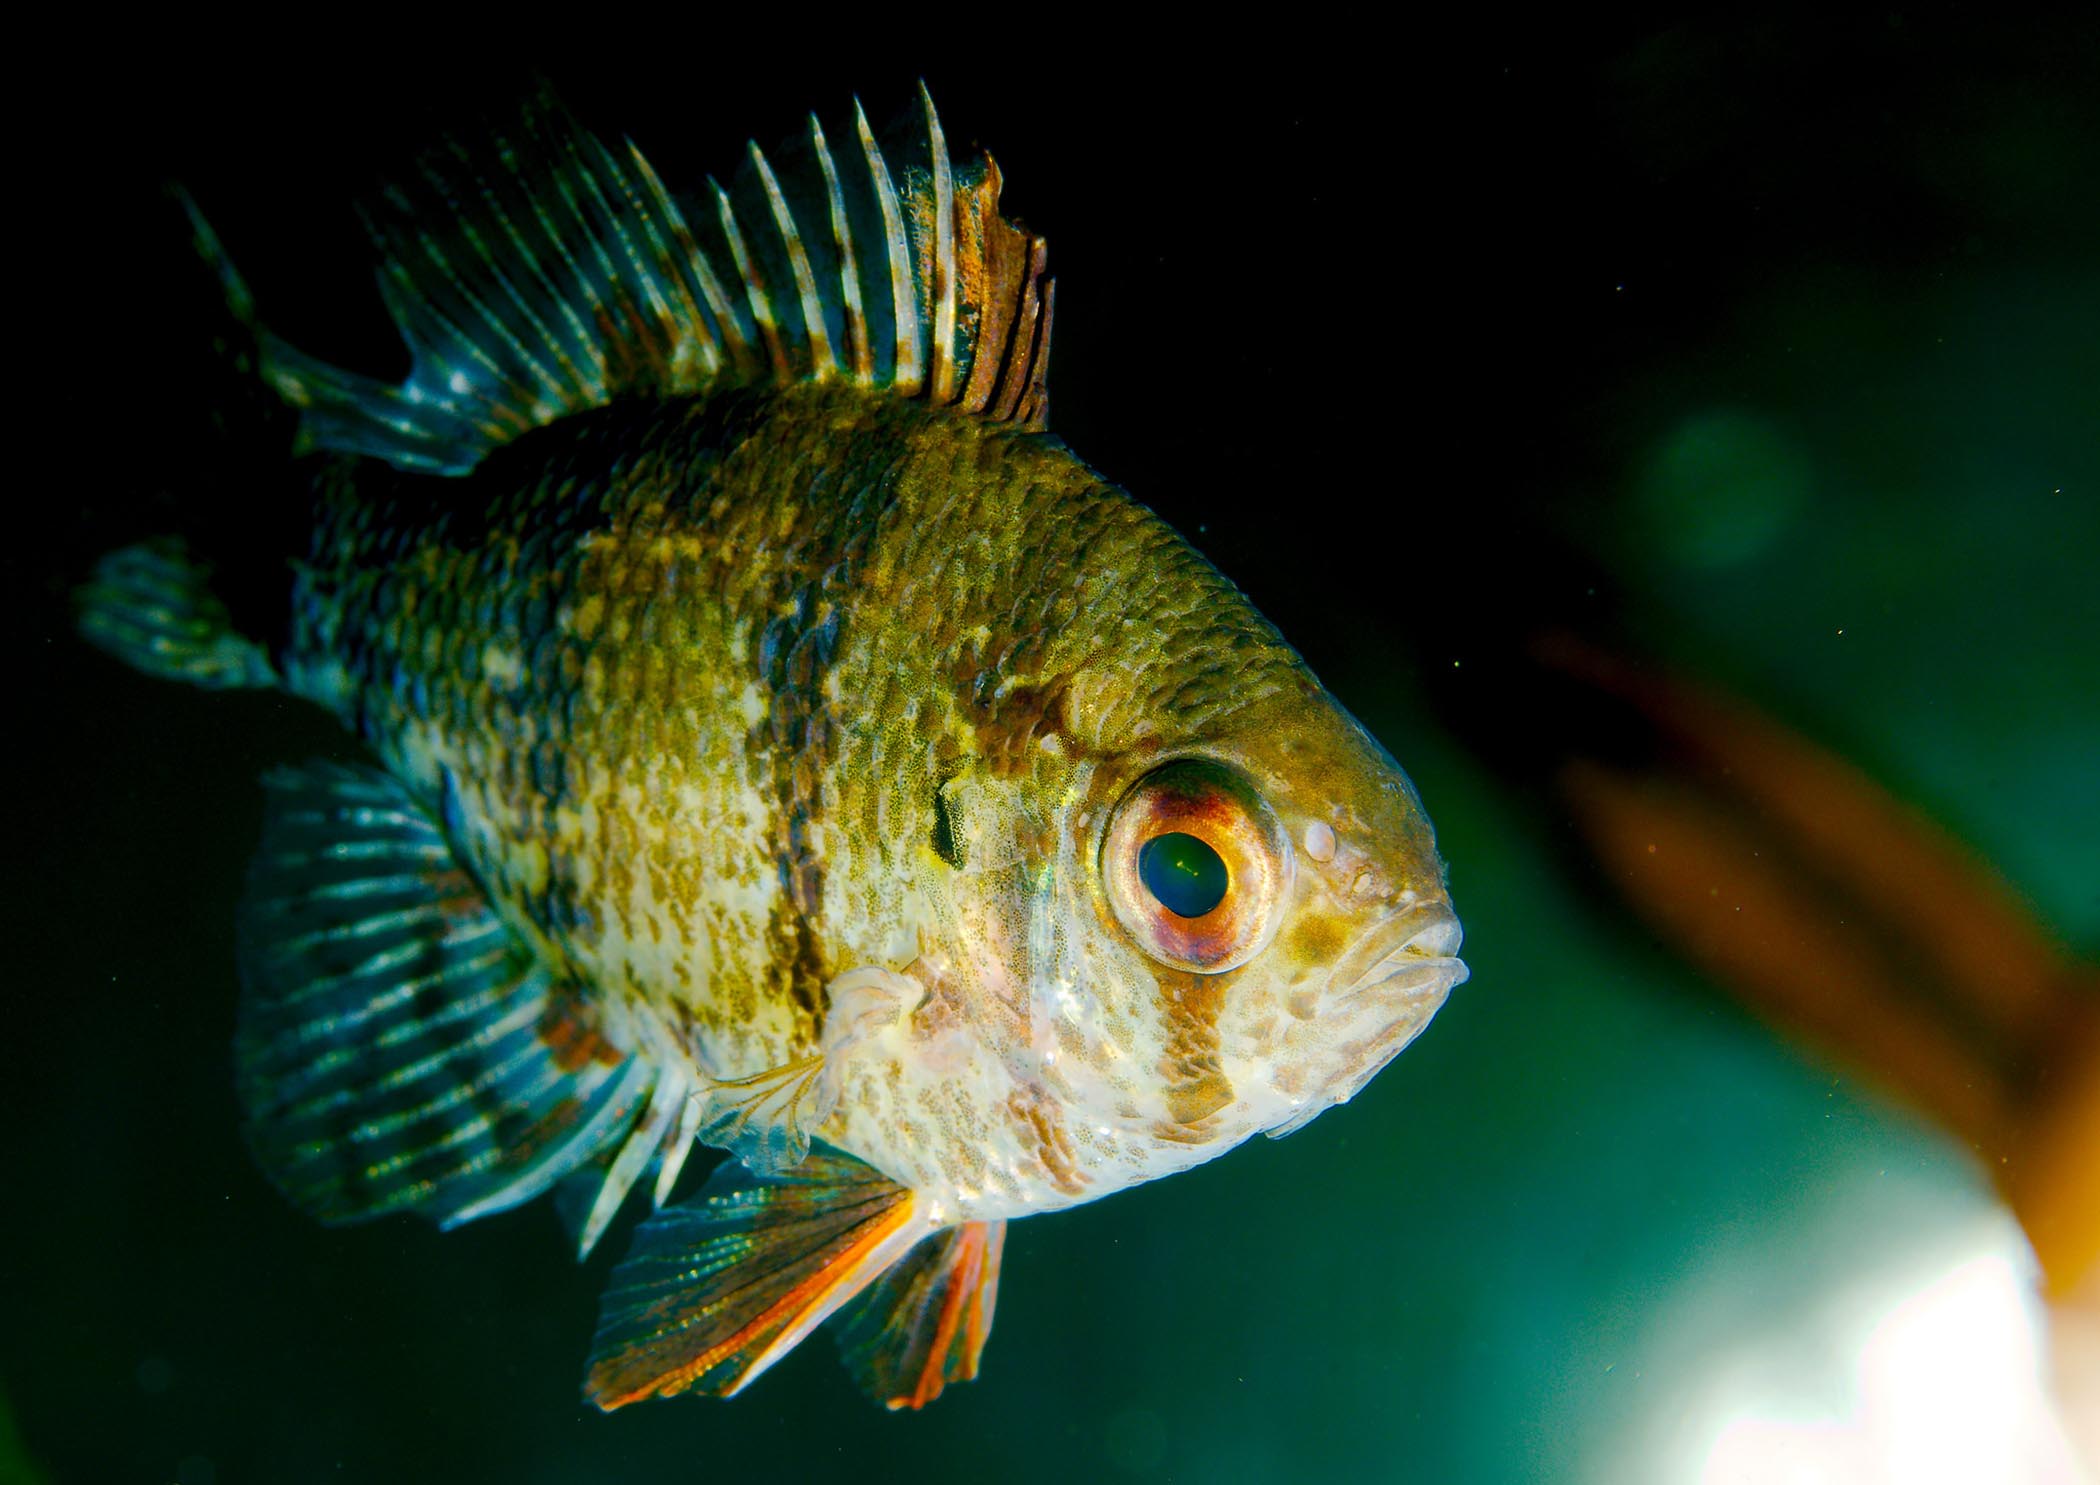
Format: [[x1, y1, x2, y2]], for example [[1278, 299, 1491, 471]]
[[1138, 832, 1229, 919]]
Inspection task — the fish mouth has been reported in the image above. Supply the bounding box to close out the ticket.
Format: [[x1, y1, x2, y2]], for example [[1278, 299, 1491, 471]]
[[1327, 896, 1469, 1002], [1259, 898, 1468, 1141]]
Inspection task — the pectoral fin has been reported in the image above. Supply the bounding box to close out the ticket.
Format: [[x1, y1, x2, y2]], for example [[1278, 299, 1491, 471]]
[[832, 1220, 1006, 1410], [587, 1149, 923, 1407], [692, 965, 924, 1175], [694, 1056, 829, 1175]]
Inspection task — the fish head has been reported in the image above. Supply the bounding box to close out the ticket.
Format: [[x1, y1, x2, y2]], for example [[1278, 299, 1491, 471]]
[[1017, 675, 1467, 1186]]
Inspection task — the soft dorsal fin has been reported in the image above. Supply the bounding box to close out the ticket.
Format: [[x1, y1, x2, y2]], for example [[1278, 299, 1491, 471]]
[[251, 86, 1053, 475]]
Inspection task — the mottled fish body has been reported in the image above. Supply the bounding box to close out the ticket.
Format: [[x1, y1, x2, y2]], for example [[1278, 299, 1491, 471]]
[[81, 88, 1466, 1410]]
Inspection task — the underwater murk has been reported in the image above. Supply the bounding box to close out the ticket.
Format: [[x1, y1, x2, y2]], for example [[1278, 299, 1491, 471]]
[[10, 23, 2098, 1485]]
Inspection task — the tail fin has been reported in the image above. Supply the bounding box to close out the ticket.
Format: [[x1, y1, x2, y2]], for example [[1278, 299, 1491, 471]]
[[75, 538, 276, 688], [74, 192, 298, 691]]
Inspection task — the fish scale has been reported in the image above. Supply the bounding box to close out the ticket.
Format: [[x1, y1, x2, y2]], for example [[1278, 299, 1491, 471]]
[[80, 87, 1465, 1410]]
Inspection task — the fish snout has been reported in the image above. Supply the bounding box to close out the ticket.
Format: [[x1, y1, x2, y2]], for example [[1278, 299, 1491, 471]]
[[1254, 897, 1467, 1141], [1328, 898, 1469, 1005]]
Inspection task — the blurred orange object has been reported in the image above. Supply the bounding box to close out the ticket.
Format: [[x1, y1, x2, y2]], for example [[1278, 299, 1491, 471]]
[[1535, 633, 2100, 1463]]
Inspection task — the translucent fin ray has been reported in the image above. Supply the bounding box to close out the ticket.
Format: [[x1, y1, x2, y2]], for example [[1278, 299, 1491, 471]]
[[694, 1055, 830, 1176], [587, 1149, 920, 1408], [250, 87, 1052, 476], [235, 761, 658, 1234], [570, 1066, 692, 1259], [832, 1219, 1005, 1410], [653, 1087, 706, 1208], [75, 539, 277, 689]]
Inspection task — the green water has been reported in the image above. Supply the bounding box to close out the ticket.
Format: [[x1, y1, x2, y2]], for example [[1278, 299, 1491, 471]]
[[11, 22, 2095, 1483]]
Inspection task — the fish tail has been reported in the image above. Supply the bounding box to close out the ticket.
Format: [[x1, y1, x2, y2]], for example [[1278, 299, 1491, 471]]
[[73, 192, 301, 691], [74, 537, 278, 689]]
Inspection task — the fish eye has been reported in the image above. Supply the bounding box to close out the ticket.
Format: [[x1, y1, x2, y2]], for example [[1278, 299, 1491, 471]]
[[1139, 832, 1229, 918], [1102, 759, 1292, 974]]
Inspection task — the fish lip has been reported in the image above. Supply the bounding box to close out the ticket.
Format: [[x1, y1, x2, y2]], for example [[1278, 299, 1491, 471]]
[[1259, 900, 1467, 1142], [1327, 897, 1468, 1001]]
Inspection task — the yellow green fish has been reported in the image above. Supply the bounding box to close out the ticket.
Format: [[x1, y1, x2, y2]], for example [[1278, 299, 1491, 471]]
[[78, 86, 1466, 1410]]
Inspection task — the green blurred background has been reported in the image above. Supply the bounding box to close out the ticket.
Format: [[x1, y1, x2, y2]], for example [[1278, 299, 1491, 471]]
[[9, 16, 2095, 1483]]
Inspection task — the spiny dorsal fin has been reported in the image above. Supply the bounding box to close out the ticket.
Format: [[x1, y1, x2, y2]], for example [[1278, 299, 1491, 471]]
[[256, 86, 1053, 475]]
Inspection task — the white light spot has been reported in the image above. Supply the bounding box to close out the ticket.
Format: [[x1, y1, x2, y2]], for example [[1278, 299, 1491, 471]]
[[1691, 1222, 2088, 1485], [1303, 820, 1336, 863]]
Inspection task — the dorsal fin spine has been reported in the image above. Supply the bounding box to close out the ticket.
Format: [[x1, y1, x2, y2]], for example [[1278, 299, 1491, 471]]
[[1021, 277, 1054, 427], [587, 133, 721, 383], [483, 129, 610, 401], [922, 86, 959, 405], [556, 128, 671, 381], [856, 99, 923, 395], [957, 155, 1019, 414], [451, 138, 597, 405], [536, 118, 645, 387], [624, 144, 750, 376], [809, 116, 872, 383], [573, 133, 691, 377], [601, 139, 718, 383], [990, 236, 1048, 423], [750, 142, 836, 380], [714, 180, 791, 381]]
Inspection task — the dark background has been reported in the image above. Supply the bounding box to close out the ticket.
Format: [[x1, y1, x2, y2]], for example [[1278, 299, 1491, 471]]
[[10, 16, 2097, 1483]]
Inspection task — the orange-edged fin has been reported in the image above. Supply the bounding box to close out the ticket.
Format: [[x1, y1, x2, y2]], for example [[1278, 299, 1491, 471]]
[[832, 1219, 1006, 1410], [586, 1148, 922, 1408]]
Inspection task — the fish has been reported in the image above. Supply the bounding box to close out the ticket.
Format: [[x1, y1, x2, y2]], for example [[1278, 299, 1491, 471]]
[[76, 85, 1466, 1411]]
